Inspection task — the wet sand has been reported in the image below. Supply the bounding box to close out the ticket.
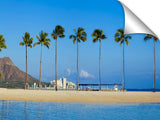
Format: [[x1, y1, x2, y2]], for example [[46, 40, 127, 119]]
[[0, 88, 159, 103]]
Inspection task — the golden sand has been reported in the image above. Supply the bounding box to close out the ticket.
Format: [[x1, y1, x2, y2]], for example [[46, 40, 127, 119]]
[[0, 88, 159, 103]]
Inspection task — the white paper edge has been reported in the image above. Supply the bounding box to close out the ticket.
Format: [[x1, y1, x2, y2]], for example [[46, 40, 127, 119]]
[[119, 1, 158, 38]]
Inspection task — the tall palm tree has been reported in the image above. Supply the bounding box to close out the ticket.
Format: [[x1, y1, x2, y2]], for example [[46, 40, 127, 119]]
[[0, 34, 7, 79], [144, 34, 158, 92], [51, 25, 65, 91], [69, 28, 87, 90], [115, 29, 132, 91], [19, 32, 33, 90], [33, 30, 51, 90], [92, 29, 107, 91]]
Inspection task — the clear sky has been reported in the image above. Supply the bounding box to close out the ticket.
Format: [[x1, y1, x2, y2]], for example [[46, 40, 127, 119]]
[[0, 0, 160, 89]]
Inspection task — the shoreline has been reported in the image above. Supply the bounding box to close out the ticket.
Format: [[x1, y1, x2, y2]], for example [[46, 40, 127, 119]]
[[0, 88, 160, 103]]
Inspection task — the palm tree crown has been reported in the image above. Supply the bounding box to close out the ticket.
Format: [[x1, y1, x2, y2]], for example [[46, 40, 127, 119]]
[[69, 27, 87, 44], [33, 30, 51, 48], [144, 34, 158, 42], [19, 32, 33, 48], [51, 25, 65, 39], [92, 29, 107, 42], [115, 29, 131, 45], [0, 34, 7, 51]]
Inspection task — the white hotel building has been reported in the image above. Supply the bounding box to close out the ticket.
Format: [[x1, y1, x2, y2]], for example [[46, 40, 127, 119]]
[[50, 77, 75, 89]]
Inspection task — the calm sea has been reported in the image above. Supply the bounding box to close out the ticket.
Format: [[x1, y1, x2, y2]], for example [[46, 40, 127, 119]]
[[0, 100, 160, 120]]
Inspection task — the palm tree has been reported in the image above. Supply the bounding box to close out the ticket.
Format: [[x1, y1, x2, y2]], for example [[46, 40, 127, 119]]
[[0, 34, 7, 79], [115, 29, 132, 91], [19, 32, 33, 90], [92, 29, 107, 91], [51, 25, 65, 91], [144, 34, 158, 92], [69, 28, 87, 90], [33, 30, 51, 90]]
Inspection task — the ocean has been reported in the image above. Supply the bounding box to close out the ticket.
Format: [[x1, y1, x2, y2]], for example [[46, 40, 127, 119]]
[[0, 100, 160, 120]]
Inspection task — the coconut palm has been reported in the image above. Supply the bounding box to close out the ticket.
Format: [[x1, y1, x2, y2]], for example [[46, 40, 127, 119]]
[[92, 29, 107, 91], [19, 32, 33, 89], [0, 34, 7, 79], [69, 28, 87, 90], [144, 34, 158, 92], [33, 30, 51, 90], [51, 25, 65, 91], [115, 29, 132, 91]]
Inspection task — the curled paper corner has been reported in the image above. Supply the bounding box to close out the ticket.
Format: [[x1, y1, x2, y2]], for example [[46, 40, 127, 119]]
[[118, 1, 158, 39]]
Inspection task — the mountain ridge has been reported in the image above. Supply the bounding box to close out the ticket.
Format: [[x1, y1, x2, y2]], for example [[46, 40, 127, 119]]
[[0, 57, 40, 88]]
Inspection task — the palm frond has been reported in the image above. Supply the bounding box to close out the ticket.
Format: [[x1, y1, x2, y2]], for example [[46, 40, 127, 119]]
[[33, 42, 41, 47], [28, 45, 32, 48], [51, 33, 56, 38], [73, 38, 76, 44], [93, 38, 98, 43], [19, 42, 25, 46], [144, 34, 152, 41], [44, 42, 51, 49], [69, 35, 76, 39], [117, 29, 124, 35], [80, 36, 87, 42], [44, 38, 51, 42], [0, 34, 7, 51], [78, 27, 84, 33], [115, 32, 120, 38], [101, 35, 107, 39], [36, 35, 41, 41], [125, 40, 129, 46], [59, 34, 65, 38], [92, 29, 100, 37], [81, 32, 87, 37], [125, 35, 132, 40], [115, 38, 121, 42]]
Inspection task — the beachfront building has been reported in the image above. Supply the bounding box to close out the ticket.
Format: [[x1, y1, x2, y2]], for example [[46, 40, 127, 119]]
[[50, 77, 75, 89]]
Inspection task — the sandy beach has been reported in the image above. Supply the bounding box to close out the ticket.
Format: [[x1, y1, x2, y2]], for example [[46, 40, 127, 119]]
[[0, 88, 160, 103]]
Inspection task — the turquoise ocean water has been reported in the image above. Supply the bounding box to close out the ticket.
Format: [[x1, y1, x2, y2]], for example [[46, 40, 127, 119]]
[[0, 100, 160, 120]]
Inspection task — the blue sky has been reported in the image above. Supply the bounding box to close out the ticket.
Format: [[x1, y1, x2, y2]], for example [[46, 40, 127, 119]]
[[0, 0, 160, 89]]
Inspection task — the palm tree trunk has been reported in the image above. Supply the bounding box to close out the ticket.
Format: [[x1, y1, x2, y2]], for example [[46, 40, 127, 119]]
[[25, 46, 28, 90], [55, 38, 57, 91], [77, 39, 79, 90], [39, 44, 42, 90], [99, 40, 101, 91], [153, 41, 155, 92], [122, 42, 125, 91]]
